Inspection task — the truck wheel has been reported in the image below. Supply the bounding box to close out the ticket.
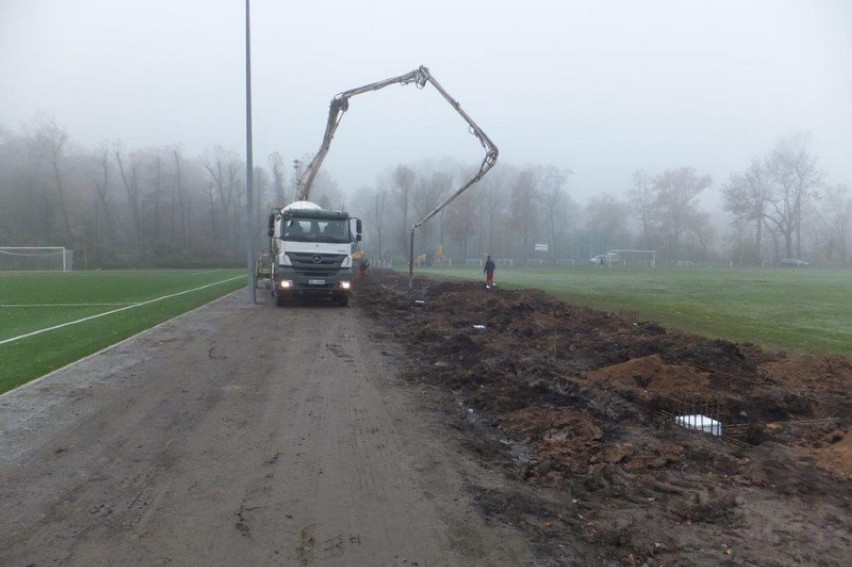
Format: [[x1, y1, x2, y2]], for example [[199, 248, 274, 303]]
[[333, 294, 349, 307], [275, 293, 287, 307]]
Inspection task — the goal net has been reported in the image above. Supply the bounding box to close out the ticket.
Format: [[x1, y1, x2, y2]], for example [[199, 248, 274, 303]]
[[0, 247, 74, 272], [603, 250, 656, 268]]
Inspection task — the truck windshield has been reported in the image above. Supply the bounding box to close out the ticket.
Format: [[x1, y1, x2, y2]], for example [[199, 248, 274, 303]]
[[282, 219, 350, 243]]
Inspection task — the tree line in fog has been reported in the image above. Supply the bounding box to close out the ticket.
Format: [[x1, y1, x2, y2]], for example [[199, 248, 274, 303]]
[[1, 119, 849, 269]]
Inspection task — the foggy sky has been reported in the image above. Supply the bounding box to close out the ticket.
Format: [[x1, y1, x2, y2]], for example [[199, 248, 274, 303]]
[[2, 0, 850, 205]]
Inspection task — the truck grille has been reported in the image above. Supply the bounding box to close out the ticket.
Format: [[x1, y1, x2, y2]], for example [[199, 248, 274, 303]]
[[287, 252, 347, 277]]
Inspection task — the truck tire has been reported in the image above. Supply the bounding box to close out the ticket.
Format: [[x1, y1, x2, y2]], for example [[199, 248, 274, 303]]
[[333, 294, 349, 307], [275, 293, 287, 307]]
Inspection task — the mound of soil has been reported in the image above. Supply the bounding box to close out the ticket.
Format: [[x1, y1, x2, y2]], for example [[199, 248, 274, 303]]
[[357, 271, 852, 566]]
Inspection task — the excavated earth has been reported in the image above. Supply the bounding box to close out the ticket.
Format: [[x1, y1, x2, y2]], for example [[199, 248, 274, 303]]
[[359, 269, 852, 566]]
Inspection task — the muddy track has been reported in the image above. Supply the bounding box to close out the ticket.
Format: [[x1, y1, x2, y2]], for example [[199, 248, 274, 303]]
[[0, 291, 530, 566]]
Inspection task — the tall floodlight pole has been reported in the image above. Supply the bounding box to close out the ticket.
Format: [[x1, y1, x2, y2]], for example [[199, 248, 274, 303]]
[[245, 0, 257, 302]]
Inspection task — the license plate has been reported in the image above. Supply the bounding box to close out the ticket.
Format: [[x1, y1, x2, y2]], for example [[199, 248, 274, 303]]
[[308, 279, 325, 285]]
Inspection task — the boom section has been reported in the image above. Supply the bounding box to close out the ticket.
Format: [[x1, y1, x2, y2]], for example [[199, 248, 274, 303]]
[[296, 65, 498, 203]]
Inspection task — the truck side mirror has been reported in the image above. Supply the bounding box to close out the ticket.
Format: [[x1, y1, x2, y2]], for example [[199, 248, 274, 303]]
[[267, 214, 275, 238], [356, 219, 362, 240]]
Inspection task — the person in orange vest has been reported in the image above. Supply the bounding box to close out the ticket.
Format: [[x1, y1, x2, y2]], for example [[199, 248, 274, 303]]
[[484, 255, 496, 288]]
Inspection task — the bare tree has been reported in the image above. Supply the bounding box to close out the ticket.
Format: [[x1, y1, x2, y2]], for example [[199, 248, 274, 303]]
[[652, 167, 712, 260], [765, 133, 823, 259], [507, 168, 538, 256], [629, 170, 655, 249], [585, 193, 632, 253], [722, 159, 771, 262], [88, 144, 117, 265], [114, 142, 142, 239], [311, 170, 343, 210], [147, 152, 165, 253], [479, 166, 511, 256], [93, 145, 114, 239], [252, 165, 270, 247], [268, 151, 288, 207], [443, 185, 478, 260], [413, 170, 453, 245], [370, 187, 389, 258], [172, 149, 189, 249], [684, 210, 715, 260], [815, 183, 852, 262], [203, 146, 243, 254], [29, 120, 73, 239], [0, 129, 36, 243], [538, 165, 571, 259], [392, 164, 416, 249], [0, 121, 279, 267]]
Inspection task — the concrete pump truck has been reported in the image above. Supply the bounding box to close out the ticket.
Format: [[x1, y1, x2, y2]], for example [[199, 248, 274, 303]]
[[266, 200, 361, 306], [265, 65, 498, 305]]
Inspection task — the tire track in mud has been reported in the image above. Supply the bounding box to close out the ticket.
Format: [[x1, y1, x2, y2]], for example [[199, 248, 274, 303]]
[[228, 307, 446, 565], [0, 292, 530, 566]]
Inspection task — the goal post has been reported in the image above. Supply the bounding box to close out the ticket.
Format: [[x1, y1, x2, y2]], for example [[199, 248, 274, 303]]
[[0, 247, 74, 272], [604, 250, 656, 268]]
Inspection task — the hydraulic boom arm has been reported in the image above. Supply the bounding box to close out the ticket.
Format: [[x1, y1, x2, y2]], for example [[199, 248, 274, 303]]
[[296, 65, 499, 213]]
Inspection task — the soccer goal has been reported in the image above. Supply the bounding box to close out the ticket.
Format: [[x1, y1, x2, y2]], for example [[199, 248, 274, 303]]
[[0, 247, 74, 272], [604, 250, 656, 268]]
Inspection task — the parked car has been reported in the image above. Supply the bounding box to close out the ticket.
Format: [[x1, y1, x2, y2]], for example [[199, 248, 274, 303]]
[[780, 259, 809, 267]]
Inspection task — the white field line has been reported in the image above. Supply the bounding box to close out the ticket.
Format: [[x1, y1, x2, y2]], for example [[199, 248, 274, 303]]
[[0, 275, 245, 347], [0, 289, 244, 400], [1, 303, 133, 307]]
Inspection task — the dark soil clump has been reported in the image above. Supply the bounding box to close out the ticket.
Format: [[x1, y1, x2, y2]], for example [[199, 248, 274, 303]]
[[357, 271, 852, 565]]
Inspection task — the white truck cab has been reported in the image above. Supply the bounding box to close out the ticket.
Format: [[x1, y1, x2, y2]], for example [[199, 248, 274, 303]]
[[267, 201, 361, 306]]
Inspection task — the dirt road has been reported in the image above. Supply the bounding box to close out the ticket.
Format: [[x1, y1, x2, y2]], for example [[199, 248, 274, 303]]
[[0, 291, 530, 566]]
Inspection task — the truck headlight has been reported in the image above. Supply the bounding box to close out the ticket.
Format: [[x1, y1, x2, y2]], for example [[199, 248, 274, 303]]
[[279, 280, 293, 289], [340, 281, 351, 290]]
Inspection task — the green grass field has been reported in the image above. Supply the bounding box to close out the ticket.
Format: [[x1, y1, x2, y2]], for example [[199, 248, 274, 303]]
[[0, 270, 246, 394], [416, 265, 852, 359], [3, 265, 849, 395]]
